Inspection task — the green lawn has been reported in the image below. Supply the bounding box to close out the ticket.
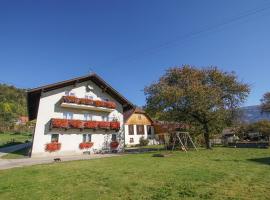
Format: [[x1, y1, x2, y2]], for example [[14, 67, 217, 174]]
[[0, 132, 32, 148], [0, 148, 270, 200]]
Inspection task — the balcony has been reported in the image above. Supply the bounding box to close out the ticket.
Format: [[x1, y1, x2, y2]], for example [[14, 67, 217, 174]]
[[50, 118, 120, 131], [60, 96, 116, 112]]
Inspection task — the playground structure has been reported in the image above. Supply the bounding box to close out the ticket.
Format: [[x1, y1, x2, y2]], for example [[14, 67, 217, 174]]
[[153, 121, 197, 152]]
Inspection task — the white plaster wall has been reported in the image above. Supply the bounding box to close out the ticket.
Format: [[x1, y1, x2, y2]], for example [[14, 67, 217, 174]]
[[31, 80, 124, 157], [124, 125, 156, 146]]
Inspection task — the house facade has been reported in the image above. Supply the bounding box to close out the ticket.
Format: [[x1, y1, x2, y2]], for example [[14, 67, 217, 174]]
[[28, 73, 133, 157], [124, 107, 156, 146]]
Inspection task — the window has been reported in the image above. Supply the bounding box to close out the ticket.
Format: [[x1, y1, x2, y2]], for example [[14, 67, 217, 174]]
[[136, 125, 144, 135], [112, 133, 117, 141], [51, 134, 59, 142], [128, 125, 134, 135], [102, 116, 108, 121], [129, 138, 134, 143], [65, 91, 75, 96], [147, 126, 152, 135], [84, 113, 92, 121], [63, 112, 73, 119], [83, 134, 92, 142], [85, 95, 93, 99]]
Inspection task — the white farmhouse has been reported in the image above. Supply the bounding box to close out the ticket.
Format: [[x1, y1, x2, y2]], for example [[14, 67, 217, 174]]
[[28, 73, 133, 157]]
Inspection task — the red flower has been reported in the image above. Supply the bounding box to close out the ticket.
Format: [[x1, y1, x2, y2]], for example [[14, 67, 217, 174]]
[[95, 100, 106, 107], [105, 101, 116, 109], [99, 121, 111, 129], [84, 121, 99, 129], [110, 121, 120, 130], [62, 96, 79, 104], [79, 142, 94, 149], [51, 119, 69, 129], [45, 142, 61, 152], [79, 98, 94, 106], [110, 141, 119, 149], [68, 120, 84, 129]]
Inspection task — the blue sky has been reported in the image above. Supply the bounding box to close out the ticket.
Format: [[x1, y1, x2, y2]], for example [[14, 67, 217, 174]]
[[1, 0, 270, 106]]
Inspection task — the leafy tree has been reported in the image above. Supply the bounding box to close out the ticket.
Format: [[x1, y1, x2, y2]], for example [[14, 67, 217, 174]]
[[144, 65, 250, 149], [261, 92, 270, 113]]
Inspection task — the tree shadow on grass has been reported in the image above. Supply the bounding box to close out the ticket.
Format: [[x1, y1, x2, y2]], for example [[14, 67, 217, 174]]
[[248, 157, 270, 165], [2, 147, 31, 159]]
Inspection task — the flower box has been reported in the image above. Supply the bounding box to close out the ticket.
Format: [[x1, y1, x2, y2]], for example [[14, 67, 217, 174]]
[[84, 121, 99, 129], [68, 120, 84, 129], [51, 119, 69, 129], [95, 100, 107, 107], [79, 142, 94, 149], [79, 98, 94, 106], [45, 142, 61, 152], [110, 141, 119, 149], [98, 121, 111, 129], [105, 101, 116, 109], [110, 121, 120, 130], [62, 96, 79, 104]]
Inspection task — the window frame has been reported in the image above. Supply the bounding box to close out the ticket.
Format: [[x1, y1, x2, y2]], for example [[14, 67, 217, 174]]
[[136, 125, 145, 135], [51, 134, 59, 142], [128, 125, 134, 135]]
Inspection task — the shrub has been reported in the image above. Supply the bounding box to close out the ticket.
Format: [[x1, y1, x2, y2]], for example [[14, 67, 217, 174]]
[[139, 137, 149, 146]]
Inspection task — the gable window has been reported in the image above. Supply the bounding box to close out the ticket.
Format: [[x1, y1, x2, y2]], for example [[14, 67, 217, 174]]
[[63, 112, 73, 120], [129, 138, 134, 143], [84, 113, 92, 121], [65, 91, 76, 96], [85, 95, 93, 99], [112, 133, 117, 141], [147, 126, 152, 135], [136, 125, 144, 135], [138, 115, 142, 120], [83, 134, 92, 142], [128, 125, 134, 135], [51, 134, 59, 142]]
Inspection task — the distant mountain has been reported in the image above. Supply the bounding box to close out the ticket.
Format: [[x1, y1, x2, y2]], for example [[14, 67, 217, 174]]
[[239, 105, 270, 123]]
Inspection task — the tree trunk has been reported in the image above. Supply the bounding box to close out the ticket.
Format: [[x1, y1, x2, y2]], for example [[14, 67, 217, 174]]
[[203, 124, 212, 149]]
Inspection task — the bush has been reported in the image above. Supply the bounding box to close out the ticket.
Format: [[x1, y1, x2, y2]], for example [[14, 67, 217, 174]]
[[139, 137, 149, 146]]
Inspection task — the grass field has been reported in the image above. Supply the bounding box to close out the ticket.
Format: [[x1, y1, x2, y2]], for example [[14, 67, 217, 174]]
[[0, 132, 32, 148], [0, 148, 269, 200]]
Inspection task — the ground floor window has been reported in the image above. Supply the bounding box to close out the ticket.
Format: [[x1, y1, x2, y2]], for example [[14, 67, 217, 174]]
[[51, 134, 59, 142], [112, 133, 117, 141], [147, 126, 152, 135], [83, 134, 92, 142], [136, 125, 144, 135], [128, 125, 134, 135]]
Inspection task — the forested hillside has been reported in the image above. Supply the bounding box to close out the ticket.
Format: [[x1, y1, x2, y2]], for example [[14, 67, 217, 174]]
[[0, 83, 27, 131]]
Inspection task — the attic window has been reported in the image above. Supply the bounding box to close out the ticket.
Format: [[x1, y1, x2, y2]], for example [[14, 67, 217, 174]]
[[138, 115, 142, 120], [65, 91, 75, 96]]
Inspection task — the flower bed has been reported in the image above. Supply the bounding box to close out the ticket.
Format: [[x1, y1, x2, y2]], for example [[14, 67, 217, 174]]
[[51, 119, 69, 129], [98, 121, 111, 129], [84, 121, 99, 129], [45, 142, 61, 152], [79, 142, 94, 149], [110, 141, 119, 149], [68, 120, 84, 129], [110, 121, 120, 130]]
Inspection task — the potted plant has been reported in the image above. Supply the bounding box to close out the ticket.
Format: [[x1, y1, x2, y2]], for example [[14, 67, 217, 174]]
[[84, 121, 99, 129], [51, 118, 69, 129], [110, 141, 119, 149], [79, 142, 94, 149], [99, 121, 110, 129], [68, 120, 84, 129], [110, 121, 120, 131], [45, 142, 61, 152]]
